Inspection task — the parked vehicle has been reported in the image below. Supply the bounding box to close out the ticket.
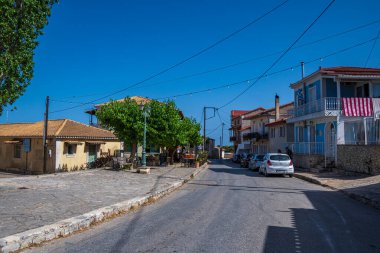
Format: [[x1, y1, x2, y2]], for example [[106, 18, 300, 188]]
[[259, 153, 294, 177], [240, 153, 253, 168], [248, 154, 265, 171], [232, 153, 240, 163]]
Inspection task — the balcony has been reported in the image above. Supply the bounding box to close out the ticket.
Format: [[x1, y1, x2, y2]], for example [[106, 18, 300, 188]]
[[244, 132, 268, 141], [287, 97, 342, 122]]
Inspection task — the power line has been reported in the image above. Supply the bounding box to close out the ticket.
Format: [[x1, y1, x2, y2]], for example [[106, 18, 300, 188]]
[[54, 17, 380, 102], [206, 123, 223, 136], [153, 36, 376, 102], [50, 0, 290, 114], [218, 0, 336, 110], [364, 28, 380, 67]]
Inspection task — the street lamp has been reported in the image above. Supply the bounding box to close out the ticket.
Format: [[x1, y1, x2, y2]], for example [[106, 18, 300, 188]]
[[140, 102, 150, 168]]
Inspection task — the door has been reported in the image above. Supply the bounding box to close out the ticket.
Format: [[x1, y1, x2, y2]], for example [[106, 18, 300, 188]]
[[88, 144, 97, 163], [324, 123, 336, 159]]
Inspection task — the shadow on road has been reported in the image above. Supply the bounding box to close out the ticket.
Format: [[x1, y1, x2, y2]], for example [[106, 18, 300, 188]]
[[263, 190, 380, 253]]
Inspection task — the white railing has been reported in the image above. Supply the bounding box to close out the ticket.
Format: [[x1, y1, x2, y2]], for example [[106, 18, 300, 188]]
[[289, 97, 342, 118], [288, 142, 324, 155]]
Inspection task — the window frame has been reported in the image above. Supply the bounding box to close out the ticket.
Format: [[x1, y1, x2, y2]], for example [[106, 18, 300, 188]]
[[14, 144, 22, 159]]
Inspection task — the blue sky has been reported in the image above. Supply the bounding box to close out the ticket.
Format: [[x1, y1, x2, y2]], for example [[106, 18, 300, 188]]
[[2, 0, 380, 144]]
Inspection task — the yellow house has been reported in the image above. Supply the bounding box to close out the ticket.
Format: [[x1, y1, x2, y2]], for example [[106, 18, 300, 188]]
[[0, 119, 121, 174]]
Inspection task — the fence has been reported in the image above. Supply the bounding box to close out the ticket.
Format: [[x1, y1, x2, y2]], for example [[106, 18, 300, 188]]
[[288, 97, 341, 118], [288, 142, 324, 155]]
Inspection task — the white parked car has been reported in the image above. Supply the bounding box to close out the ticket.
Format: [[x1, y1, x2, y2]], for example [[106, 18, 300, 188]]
[[259, 153, 294, 177], [248, 154, 265, 171]]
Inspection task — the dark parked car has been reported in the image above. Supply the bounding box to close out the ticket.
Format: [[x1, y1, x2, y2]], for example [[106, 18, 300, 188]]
[[240, 153, 253, 168]]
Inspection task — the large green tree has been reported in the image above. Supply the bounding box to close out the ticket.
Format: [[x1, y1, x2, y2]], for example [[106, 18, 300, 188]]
[[96, 98, 202, 160], [0, 0, 57, 114], [96, 98, 144, 158]]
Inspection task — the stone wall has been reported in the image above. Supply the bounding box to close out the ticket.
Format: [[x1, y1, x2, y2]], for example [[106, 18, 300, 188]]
[[293, 154, 324, 170], [337, 145, 380, 175]]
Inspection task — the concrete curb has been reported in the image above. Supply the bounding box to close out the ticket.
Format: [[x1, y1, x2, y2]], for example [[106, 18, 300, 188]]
[[0, 163, 208, 253], [294, 173, 380, 211]]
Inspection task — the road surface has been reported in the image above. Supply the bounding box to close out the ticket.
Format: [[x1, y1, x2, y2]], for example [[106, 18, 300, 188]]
[[26, 160, 380, 253]]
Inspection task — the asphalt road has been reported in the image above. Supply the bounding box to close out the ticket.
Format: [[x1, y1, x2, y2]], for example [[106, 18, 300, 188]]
[[26, 160, 380, 253]]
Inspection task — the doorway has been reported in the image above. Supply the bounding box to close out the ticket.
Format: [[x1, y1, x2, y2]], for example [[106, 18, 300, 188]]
[[324, 122, 336, 159], [88, 144, 97, 163]]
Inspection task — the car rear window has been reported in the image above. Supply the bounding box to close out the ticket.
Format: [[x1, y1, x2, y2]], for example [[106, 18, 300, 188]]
[[256, 155, 265, 161], [270, 155, 290, 161]]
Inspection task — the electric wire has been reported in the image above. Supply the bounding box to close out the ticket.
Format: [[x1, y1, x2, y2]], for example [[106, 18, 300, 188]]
[[54, 17, 380, 102], [153, 35, 376, 102], [217, 0, 336, 110], [50, 0, 290, 114], [364, 29, 380, 66]]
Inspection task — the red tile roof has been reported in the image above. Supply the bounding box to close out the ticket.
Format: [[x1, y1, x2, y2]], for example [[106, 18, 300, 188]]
[[231, 110, 250, 118], [0, 119, 118, 140], [265, 118, 287, 127], [291, 66, 380, 87]]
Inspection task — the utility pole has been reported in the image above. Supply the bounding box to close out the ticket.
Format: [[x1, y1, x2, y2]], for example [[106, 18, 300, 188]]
[[301, 61, 305, 79], [203, 107, 206, 151], [221, 122, 225, 147], [43, 96, 49, 173], [202, 107, 217, 151]]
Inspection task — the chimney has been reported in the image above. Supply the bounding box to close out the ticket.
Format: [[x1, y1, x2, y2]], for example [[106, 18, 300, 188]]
[[275, 94, 280, 121]]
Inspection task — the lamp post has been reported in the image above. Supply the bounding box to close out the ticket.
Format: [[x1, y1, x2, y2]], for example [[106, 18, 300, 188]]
[[140, 102, 150, 168]]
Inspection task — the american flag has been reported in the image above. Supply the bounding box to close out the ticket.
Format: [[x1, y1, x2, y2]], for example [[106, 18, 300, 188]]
[[342, 97, 373, 117]]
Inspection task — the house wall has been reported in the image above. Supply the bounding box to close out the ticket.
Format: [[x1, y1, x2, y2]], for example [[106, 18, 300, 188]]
[[268, 124, 287, 152], [0, 138, 56, 174], [337, 145, 380, 175], [56, 140, 121, 172]]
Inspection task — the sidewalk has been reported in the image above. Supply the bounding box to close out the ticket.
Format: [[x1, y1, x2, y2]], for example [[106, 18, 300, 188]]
[[294, 171, 380, 210], [0, 164, 207, 253]]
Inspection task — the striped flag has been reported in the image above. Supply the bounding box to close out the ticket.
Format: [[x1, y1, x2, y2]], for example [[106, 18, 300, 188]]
[[342, 97, 373, 117]]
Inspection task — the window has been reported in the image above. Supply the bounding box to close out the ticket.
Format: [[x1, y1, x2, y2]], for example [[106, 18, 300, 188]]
[[298, 126, 304, 142], [270, 128, 275, 138], [373, 84, 380, 98], [67, 144, 76, 155], [14, 144, 21, 158], [279, 126, 285, 137], [270, 154, 290, 161]]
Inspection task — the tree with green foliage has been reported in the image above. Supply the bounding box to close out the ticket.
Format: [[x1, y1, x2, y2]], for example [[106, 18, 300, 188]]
[[96, 98, 144, 159], [0, 0, 58, 114], [96, 98, 202, 161]]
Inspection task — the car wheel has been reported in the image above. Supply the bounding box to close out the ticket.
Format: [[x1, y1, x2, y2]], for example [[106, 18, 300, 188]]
[[289, 174, 293, 178]]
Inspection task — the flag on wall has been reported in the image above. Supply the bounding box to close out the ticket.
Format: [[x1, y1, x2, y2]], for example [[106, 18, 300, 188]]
[[342, 97, 373, 117]]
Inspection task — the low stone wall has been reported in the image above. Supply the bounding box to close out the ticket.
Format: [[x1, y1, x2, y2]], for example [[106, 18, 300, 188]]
[[337, 145, 380, 175], [293, 154, 324, 170]]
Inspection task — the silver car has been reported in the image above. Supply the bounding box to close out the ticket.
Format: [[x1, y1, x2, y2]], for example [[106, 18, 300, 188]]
[[248, 154, 265, 171], [259, 153, 294, 177]]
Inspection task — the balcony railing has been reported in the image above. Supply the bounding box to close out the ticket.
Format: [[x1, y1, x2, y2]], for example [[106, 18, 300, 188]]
[[288, 97, 342, 118]]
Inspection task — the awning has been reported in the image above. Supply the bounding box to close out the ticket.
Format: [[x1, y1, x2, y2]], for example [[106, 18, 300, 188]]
[[64, 141, 83, 145], [3, 140, 22, 144], [85, 141, 106, 145]]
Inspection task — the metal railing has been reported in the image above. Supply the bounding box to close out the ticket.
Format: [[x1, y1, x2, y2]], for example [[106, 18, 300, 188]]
[[288, 97, 342, 118], [288, 142, 324, 155]]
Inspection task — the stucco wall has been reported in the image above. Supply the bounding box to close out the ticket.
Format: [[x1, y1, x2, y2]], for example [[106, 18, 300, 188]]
[[337, 145, 380, 175], [56, 140, 121, 172], [0, 138, 55, 174], [268, 125, 287, 153]]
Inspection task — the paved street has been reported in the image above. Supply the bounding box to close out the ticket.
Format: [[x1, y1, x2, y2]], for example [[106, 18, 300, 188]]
[[26, 160, 380, 253], [0, 166, 197, 238]]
